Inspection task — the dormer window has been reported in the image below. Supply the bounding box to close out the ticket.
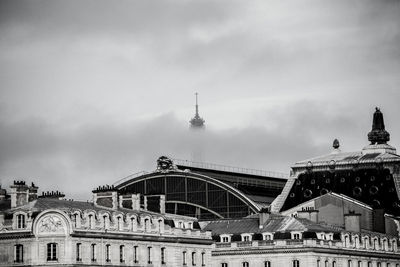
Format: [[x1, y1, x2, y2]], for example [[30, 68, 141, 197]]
[[241, 234, 252, 242], [263, 233, 273, 241], [291, 232, 302, 240], [220, 234, 231, 243], [17, 214, 25, 229]]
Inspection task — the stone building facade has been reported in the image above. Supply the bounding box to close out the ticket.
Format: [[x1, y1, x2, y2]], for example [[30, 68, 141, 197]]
[[0, 181, 212, 266]]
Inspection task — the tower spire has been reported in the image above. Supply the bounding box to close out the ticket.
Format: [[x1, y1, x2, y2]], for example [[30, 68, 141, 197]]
[[368, 107, 390, 144], [190, 92, 205, 128]]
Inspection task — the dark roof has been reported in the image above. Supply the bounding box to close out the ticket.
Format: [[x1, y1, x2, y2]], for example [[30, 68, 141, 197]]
[[202, 214, 341, 235]]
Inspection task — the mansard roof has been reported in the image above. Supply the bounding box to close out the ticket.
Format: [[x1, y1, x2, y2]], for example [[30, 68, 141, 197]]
[[201, 214, 341, 236]]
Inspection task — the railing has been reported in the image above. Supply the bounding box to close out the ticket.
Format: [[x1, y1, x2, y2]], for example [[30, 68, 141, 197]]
[[113, 171, 150, 187], [216, 243, 232, 248], [237, 241, 252, 247], [174, 159, 289, 179]]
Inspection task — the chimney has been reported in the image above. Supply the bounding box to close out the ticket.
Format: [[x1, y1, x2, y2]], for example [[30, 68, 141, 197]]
[[10, 181, 29, 208], [344, 211, 361, 232], [297, 207, 319, 223], [28, 182, 39, 201], [259, 207, 271, 228], [0, 185, 6, 200], [92, 185, 118, 210], [38, 190, 65, 200]]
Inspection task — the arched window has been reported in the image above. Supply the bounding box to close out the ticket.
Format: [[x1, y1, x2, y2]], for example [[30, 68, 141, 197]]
[[357, 261, 362, 267], [161, 247, 166, 265], [293, 260, 300, 267], [201, 252, 205, 266], [103, 215, 109, 230], [265, 261, 271, 267], [76, 243, 82, 262], [144, 218, 150, 232], [221, 263, 228, 267], [348, 260, 352, 267], [117, 216, 122, 231], [317, 260, 321, 267], [47, 243, 57, 261], [325, 260, 329, 267], [332, 261, 336, 267], [88, 214, 93, 229], [119, 245, 125, 263], [91, 244, 96, 262], [368, 262, 372, 267], [17, 214, 25, 229], [130, 217, 137, 231], [242, 262, 249, 267], [105, 244, 111, 262], [377, 263, 381, 267], [14, 244, 23, 263]]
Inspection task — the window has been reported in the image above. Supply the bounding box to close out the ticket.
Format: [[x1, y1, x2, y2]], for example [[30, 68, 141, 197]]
[[144, 218, 150, 232], [120, 245, 125, 263], [293, 260, 300, 267], [317, 260, 321, 267], [348, 260, 352, 267], [14, 244, 23, 263], [17, 214, 25, 229], [325, 260, 329, 267], [183, 251, 187, 265], [222, 236, 229, 243], [377, 263, 381, 267], [243, 235, 250, 242], [201, 252, 205, 266], [88, 214, 93, 229], [265, 261, 271, 267], [73, 214, 78, 228], [387, 263, 391, 267], [148, 247, 152, 264], [76, 243, 82, 262], [368, 262, 372, 267], [131, 217, 137, 231], [221, 264, 228, 267], [293, 233, 300, 240], [161, 247, 166, 264], [105, 244, 111, 262], [117, 216, 122, 231], [358, 261, 362, 267], [91, 244, 96, 262], [192, 252, 196, 266], [265, 234, 272, 240], [242, 262, 249, 267], [134, 245, 138, 263], [333, 261, 336, 267], [103, 215, 109, 230], [47, 243, 57, 261]]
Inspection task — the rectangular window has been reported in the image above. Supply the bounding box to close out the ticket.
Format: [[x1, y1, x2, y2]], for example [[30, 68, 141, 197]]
[[88, 214, 93, 229], [14, 244, 23, 263], [243, 236, 250, 241], [17, 214, 25, 229], [358, 261, 362, 267], [183, 251, 187, 265], [348, 260, 352, 267], [368, 262, 372, 267], [134, 246, 138, 263], [201, 252, 205, 266], [317, 260, 321, 267], [47, 243, 57, 261], [221, 263, 228, 267], [293, 233, 300, 239], [325, 261, 328, 267], [148, 247, 152, 264], [120, 245, 125, 263], [105, 244, 111, 262], [91, 244, 96, 262], [242, 262, 249, 267], [161, 247, 166, 264], [265, 261, 271, 267], [192, 252, 196, 266], [293, 260, 300, 267], [76, 243, 82, 262]]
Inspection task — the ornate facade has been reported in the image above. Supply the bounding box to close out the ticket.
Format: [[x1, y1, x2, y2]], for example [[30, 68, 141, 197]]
[[0, 181, 212, 266]]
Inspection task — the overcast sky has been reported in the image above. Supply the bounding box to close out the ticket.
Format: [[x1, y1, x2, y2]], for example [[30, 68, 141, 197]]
[[1, 0, 399, 200]]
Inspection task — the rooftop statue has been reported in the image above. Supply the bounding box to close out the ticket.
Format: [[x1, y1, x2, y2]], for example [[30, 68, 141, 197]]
[[368, 107, 390, 144]]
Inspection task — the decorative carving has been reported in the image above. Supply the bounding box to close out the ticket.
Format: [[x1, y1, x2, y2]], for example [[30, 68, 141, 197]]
[[156, 156, 176, 172], [38, 215, 65, 234]]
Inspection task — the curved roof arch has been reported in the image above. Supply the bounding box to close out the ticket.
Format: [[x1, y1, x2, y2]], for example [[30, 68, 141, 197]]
[[115, 170, 261, 219]]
